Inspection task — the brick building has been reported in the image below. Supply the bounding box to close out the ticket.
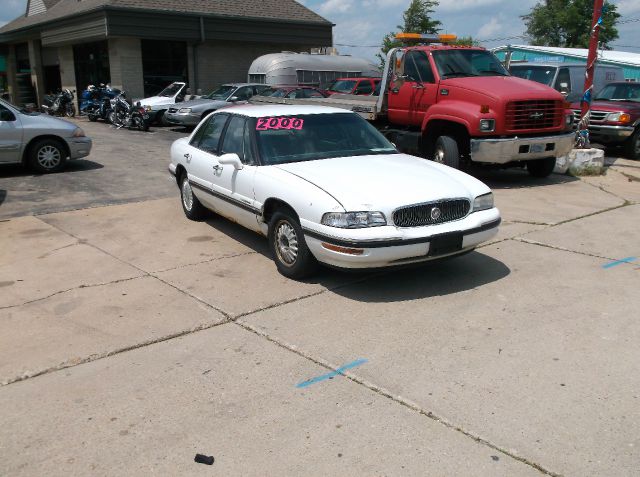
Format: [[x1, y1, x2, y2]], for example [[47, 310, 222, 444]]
[[0, 0, 332, 106]]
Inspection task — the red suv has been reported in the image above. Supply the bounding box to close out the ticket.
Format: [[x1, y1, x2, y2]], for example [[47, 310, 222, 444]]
[[323, 77, 381, 96], [572, 82, 640, 159]]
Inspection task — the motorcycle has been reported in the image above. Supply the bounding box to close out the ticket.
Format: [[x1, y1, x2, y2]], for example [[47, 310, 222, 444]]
[[86, 85, 121, 123], [109, 93, 150, 132], [42, 89, 76, 117]]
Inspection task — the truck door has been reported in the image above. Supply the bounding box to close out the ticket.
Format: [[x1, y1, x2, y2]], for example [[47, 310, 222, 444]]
[[387, 50, 438, 127]]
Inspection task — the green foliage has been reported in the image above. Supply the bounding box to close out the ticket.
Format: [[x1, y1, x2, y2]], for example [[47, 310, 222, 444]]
[[449, 36, 479, 47], [377, 0, 442, 67], [522, 0, 620, 49]]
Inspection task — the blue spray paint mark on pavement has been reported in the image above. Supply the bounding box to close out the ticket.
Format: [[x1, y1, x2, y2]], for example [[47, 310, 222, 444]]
[[296, 359, 368, 389], [602, 257, 636, 269]]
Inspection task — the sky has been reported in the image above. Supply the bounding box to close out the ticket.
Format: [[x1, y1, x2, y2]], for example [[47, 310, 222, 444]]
[[1, 0, 639, 62]]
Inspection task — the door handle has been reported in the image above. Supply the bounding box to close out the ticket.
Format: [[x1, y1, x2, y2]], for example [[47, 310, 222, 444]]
[[391, 88, 399, 94], [213, 165, 223, 172], [412, 84, 424, 89], [184, 153, 191, 162]]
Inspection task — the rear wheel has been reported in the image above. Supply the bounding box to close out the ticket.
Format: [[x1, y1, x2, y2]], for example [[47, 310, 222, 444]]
[[433, 136, 460, 169], [28, 139, 67, 173], [527, 157, 556, 178], [87, 113, 98, 122], [268, 209, 318, 279], [624, 128, 640, 160], [135, 116, 149, 132], [180, 172, 206, 221]]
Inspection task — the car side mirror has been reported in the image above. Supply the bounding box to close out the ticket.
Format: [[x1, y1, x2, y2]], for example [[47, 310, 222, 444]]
[[229, 96, 239, 102], [0, 109, 16, 121], [559, 82, 570, 95], [218, 153, 243, 170]]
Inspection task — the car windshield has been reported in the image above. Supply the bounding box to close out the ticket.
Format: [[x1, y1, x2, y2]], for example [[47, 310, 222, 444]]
[[158, 83, 184, 97], [205, 85, 236, 100], [255, 113, 398, 165], [328, 80, 357, 93], [510, 65, 556, 86], [595, 83, 640, 102], [433, 50, 509, 78]]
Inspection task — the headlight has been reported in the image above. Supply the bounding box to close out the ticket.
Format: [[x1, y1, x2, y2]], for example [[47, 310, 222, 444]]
[[179, 108, 192, 114], [144, 105, 152, 112], [605, 112, 631, 124], [321, 211, 386, 228], [479, 119, 495, 132], [473, 193, 494, 212], [72, 128, 86, 138]]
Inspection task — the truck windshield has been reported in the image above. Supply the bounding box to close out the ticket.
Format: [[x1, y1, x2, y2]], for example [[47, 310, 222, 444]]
[[205, 85, 236, 100], [595, 83, 640, 102], [328, 80, 357, 93], [433, 50, 509, 79], [255, 113, 398, 165], [509, 66, 556, 86]]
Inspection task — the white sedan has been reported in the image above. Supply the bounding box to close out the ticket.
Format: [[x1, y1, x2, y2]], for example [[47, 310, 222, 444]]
[[169, 105, 501, 279]]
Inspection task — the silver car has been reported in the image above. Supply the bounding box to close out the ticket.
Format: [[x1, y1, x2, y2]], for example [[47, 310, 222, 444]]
[[0, 99, 92, 173], [165, 83, 269, 127]]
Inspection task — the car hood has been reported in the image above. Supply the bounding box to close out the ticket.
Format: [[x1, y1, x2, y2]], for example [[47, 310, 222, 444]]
[[571, 99, 640, 114], [274, 153, 489, 212], [20, 112, 77, 133], [175, 98, 230, 110], [443, 76, 563, 101], [139, 96, 176, 107]]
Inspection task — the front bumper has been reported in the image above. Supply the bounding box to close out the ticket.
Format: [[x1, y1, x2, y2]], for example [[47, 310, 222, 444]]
[[165, 111, 201, 127], [302, 208, 500, 269], [66, 137, 92, 159], [470, 132, 574, 164], [580, 125, 634, 144]]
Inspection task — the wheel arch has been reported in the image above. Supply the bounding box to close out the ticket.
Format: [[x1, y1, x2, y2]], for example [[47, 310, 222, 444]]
[[22, 135, 70, 164], [261, 198, 299, 224], [422, 119, 470, 157], [174, 164, 187, 185]]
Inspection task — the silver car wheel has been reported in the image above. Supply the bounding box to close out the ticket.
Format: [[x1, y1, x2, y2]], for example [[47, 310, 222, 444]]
[[181, 178, 194, 211], [37, 145, 62, 170], [434, 144, 445, 164], [275, 221, 299, 266]]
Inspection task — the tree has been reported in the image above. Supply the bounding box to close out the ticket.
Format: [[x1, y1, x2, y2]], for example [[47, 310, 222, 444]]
[[450, 36, 479, 47], [522, 0, 620, 49], [377, 0, 442, 66]]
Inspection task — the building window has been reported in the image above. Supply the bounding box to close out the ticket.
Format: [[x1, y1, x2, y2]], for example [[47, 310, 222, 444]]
[[73, 41, 111, 91], [141, 40, 187, 97]]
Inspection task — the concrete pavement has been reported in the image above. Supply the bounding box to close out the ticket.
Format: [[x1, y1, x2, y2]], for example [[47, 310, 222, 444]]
[[1, 129, 639, 475]]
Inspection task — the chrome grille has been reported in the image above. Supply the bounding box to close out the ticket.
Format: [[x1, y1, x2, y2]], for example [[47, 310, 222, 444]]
[[393, 199, 471, 227], [506, 100, 563, 131], [572, 109, 608, 125]]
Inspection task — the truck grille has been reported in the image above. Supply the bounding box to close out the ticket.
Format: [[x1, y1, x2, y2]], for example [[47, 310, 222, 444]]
[[506, 100, 563, 131], [393, 199, 471, 227], [572, 109, 608, 125]]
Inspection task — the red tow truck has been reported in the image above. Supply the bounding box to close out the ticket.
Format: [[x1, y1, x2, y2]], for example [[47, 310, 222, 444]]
[[253, 34, 575, 177]]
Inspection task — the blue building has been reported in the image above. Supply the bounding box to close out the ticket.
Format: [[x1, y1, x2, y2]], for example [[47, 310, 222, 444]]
[[493, 45, 640, 82]]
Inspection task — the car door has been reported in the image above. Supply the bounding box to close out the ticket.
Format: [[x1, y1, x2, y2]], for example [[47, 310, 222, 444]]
[[213, 115, 260, 232], [0, 104, 23, 164], [184, 113, 229, 210], [387, 50, 438, 127], [232, 86, 254, 103]]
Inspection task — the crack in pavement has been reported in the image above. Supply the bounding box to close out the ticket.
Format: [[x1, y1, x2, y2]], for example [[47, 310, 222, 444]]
[[513, 237, 630, 264], [233, 319, 560, 477]]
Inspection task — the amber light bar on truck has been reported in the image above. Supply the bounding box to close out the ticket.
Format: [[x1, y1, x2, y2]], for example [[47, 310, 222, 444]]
[[395, 33, 457, 43]]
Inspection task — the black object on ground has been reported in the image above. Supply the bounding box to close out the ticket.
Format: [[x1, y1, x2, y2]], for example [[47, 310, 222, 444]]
[[194, 454, 215, 465]]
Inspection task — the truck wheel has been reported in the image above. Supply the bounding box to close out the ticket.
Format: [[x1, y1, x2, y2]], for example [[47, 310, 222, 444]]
[[527, 157, 556, 178], [624, 128, 640, 160], [433, 136, 460, 169]]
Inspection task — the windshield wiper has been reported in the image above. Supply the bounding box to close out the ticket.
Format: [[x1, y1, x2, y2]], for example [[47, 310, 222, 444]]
[[442, 71, 478, 78]]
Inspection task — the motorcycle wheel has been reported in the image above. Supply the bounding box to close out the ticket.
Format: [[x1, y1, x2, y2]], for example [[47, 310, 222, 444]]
[[108, 111, 118, 126], [87, 113, 98, 122], [65, 104, 76, 118], [135, 117, 149, 132]]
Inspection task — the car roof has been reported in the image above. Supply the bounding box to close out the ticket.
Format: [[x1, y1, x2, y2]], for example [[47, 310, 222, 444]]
[[222, 83, 266, 87], [216, 104, 354, 117], [269, 86, 321, 91]]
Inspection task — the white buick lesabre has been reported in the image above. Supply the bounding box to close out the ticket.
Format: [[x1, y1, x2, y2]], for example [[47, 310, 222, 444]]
[[169, 105, 501, 279]]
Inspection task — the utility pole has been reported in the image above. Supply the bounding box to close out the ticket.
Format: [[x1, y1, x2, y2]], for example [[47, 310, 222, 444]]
[[577, 0, 604, 148]]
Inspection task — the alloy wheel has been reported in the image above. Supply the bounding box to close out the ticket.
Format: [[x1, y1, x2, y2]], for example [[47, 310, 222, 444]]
[[37, 145, 61, 170], [275, 221, 299, 266]]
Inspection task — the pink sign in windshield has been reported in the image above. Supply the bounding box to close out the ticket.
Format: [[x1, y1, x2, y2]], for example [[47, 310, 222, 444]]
[[256, 117, 304, 130]]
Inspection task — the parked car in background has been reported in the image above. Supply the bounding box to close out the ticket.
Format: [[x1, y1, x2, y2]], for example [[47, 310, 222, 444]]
[[571, 81, 640, 159], [137, 82, 196, 125], [259, 86, 327, 99], [169, 105, 500, 279], [323, 77, 381, 96], [0, 98, 92, 173], [165, 83, 269, 127], [509, 63, 623, 102]]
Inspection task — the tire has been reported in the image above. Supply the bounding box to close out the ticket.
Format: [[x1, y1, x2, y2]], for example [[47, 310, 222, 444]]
[[624, 128, 640, 160], [527, 157, 556, 178], [65, 103, 76, 118], [179, 173, 207, 221], [108, 110, 117, 125], [268, 209, 318, 279], [27, 138, 67, 173], [87, 113, 98, 122], [104, 109, 113, 124], [158, 111, 170, 126], [135, 117, 149, 132], [433, 136, 460, 169]]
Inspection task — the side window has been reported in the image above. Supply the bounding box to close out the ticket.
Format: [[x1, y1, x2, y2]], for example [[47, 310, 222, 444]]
[[0, 104, 16, 121], [305, 89, 324, 98], [243, 121, 257, 166], [221, 116, 246, 158], [287, 90, 300, 98], [355, 81, 372, 94], [404, 51, 435, 83], [194, 114, 228, 154], [234, 87, 253, 100], [555, 68, 571, 94]]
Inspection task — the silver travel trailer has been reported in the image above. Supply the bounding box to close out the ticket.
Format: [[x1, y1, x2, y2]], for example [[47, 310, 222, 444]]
[[248, 52, 381, 87]]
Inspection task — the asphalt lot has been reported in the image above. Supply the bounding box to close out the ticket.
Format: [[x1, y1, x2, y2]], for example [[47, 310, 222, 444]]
[[1, 118, 639, 476]]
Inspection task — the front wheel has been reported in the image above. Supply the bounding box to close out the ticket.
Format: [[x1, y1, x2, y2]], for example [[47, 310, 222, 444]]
[[180, 173, 207, 221], [135, 116, 149, 132], [527, 157, 556, 178], [268, 210, 318, 279], [65, 103, 76, 118], [28, 139, 67, 173], [87, 112, 98, 122], [624, 128, 640, 160], [432, 136, 461, 169]]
